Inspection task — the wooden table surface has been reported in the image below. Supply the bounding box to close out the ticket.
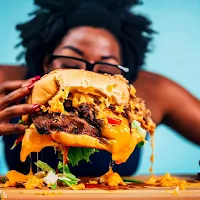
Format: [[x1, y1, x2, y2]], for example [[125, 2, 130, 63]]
[[1, 175, 200, 200]]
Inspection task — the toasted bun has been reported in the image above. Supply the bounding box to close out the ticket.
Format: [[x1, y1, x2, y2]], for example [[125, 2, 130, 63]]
[[27, 69, 130, 105]]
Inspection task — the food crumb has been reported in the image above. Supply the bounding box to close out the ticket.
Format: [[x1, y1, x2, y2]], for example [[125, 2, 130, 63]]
[[35, 191, 62, 196], [89, 180, 98, 184], [70, 183, 85, 190], [173, 186, 180, 195]]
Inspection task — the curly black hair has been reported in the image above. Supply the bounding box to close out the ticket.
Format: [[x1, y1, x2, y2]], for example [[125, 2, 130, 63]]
[[16, 0, 155, 81]]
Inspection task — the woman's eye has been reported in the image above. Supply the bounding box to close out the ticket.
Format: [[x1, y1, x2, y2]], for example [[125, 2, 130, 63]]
[[61, 64, 80, 69], [98, 70, 115, 75], [98, 70, 108, 74]]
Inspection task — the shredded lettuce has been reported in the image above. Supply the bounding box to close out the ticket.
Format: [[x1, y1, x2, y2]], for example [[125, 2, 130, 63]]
[[137, 141, 145, 147], [57, 161, 79, 186], [57, 151, 62, 160], [1, 178, 6, 183], [18, 119, 25, 125], [131, 120, 148, 148], [34, 160, 55, 173], [123, 178, 144, 184], [51, 183, 57, 189], [34, 160, 79, 188], [68, 147, 99, 166], [59, 179, 78, 186], [131, 120, 146, 136]]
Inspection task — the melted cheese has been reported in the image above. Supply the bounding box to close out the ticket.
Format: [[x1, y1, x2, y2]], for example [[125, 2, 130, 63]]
[[48, 87, 69, 113], [70, 183, 85, 190], [115, 105, 125, 113], [129, 84, 136, 96], [146, 173, 200, 190], [24, 175, 43, 189], [72, 92, 94, 107], [20, 124, 58, 162], [4, 170, 43, 189], [97, 109, 142, 164], [99, 167, 126, 187], [149, 133, 155, 174], [62, 146, 69, 165], [4, 170, 28, 187], [146, 173, 189, 190]]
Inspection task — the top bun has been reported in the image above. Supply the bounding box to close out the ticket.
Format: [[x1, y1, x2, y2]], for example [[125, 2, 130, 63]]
[[27, 69, 130, 106]]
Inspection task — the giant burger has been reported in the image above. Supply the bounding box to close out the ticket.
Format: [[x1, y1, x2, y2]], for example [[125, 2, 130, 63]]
[[4, 69, 156, 189], [21, 69, 155, 164]]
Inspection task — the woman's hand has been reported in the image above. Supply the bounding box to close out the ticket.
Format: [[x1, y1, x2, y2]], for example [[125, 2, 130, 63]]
[[0, 76, 40, 136]]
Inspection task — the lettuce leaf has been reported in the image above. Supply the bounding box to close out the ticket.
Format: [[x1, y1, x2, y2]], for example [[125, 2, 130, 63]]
[[68, 147, 99, 166], [137, 141, 145, 147], [34, 160, 55, 173], [57, 161, 79, 186], [51, 183, 57, 189], [1, 178, 6, 183], [59, 179, 78, 186], [18, 119, 25, 125], [34, 160, 79, 188]]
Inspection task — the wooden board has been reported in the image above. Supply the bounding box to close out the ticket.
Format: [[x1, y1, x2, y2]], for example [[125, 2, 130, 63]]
[[1, 187, 200, 200], [1, 175, 200, 200]]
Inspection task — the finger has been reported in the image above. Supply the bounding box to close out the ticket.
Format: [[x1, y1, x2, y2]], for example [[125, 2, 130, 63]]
[[0, 76, 41, 94], [0, 123, 29, 136], [0, 84, 34, 110], [0, 104, 39, 121], [22, 76, 41, 87], [0, 80, 27, 94]]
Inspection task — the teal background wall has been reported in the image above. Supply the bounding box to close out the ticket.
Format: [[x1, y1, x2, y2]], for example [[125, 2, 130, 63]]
[[0, 0, 200, 175]]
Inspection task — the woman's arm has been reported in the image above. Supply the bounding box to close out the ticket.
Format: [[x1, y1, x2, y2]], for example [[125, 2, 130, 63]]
[[160, 76, 200, 145], [133, 71, 200, 145]]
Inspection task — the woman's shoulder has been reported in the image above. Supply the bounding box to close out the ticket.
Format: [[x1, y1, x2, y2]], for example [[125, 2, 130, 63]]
[[132, 70, 188, 124], [134, 70, 183, 95], [133, 70, 171, 97], [136, 70, 174, 85]]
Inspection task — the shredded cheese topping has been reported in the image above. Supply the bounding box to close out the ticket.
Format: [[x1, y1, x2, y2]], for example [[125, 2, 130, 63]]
[[99, 168, 126, 187]]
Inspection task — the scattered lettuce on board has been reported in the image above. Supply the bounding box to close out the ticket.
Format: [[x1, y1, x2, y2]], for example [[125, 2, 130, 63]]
[[34, 160, 55, 173], [34, 160, 79, 188], [57, 161, 79, 186]]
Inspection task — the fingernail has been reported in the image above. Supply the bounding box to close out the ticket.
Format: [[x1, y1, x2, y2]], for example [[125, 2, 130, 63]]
[[32, 75, 41, 83], [32, 104, 40, 111], [27, 83, 34, 91]]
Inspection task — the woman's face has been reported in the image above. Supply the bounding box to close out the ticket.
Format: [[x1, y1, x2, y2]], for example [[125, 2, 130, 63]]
[[44, 26, 122, 75]]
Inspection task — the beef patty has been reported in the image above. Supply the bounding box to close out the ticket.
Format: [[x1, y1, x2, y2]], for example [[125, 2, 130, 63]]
[[32, 112, 100, 137], [31, 103, 104, 137]]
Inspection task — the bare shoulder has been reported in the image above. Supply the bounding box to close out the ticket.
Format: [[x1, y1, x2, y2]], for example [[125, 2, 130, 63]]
[[136, 70, 177, 88], [132, 70, 199, 125], [134, 70, 191, 97], [136, 70, 199, 107], [133, 70, 174, 99], [136, 71, 200, 145], [132, 71, 171, 124]]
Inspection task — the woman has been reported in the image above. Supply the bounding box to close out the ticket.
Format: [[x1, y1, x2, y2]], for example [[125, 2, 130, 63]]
[[1, 0, 200, 176]]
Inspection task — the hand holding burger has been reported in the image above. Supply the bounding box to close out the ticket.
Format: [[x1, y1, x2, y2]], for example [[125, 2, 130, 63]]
[[0, 76, 40, 136]]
